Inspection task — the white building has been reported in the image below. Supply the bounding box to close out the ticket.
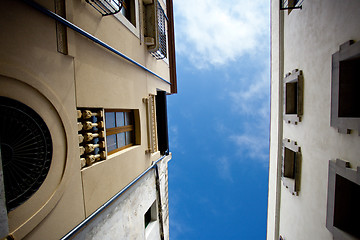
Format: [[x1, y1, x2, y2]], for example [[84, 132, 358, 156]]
[[267, 0, 360, 240]]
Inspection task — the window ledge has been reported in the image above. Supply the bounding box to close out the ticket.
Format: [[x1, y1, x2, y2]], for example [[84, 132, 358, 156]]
[[107, 145, 140, 160]]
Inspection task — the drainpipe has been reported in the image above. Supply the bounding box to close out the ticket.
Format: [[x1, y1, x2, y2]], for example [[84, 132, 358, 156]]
[[154, 163, 165, 240]]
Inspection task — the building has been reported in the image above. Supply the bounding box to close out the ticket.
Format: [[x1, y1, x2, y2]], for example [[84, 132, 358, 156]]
[[267, 0, 360, 239], [0, 0, 176, 239]]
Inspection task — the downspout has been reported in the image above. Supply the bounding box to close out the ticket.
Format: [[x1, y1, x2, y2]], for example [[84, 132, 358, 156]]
[[166, 0, 177, 94], [154, 164, 165, 240], [60, 155, 167, 240], [21, 0, 171, 85]]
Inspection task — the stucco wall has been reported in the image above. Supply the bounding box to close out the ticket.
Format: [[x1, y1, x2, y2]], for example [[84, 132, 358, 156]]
[[0, 0, 173, 239], [268, 0, 360, 239]]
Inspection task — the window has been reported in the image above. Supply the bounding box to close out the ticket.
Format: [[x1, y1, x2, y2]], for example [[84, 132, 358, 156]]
[[282, 139, 301, 195], [120, 0, 136, 26], [331, 40, 360, 134], [156, 91, 169, 155], [326, 159, 360, 239], [105, 110, 136, 154], [283, 69, 303, 124], [144, 201, 158, 239], [114, 0, 140, 37]]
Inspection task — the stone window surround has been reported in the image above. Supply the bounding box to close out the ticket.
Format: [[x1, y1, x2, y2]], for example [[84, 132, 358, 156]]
[[282, 138, 301, 196], [331, 40, 360, 135], [283, 69, 303, 125], [326, 159, 360, 240], [114, 0, 140, 38]]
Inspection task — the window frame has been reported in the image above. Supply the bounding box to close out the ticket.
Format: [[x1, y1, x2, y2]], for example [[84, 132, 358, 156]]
[[282, 138, 301, 195], [144, 201, 158, 239], [114, 0, 140, 38], [105, 109, 136, 155], [283, 69, 303, 125], [326, 159, 360, 240], [331, 40, 360, 135]]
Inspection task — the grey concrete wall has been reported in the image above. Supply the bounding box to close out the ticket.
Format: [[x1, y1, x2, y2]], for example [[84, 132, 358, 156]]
[[72, 155, 170, 240]]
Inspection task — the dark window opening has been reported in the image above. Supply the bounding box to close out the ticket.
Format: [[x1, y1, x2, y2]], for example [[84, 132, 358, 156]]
[[330, 40, 360, 133], [144, 201, 157, 229], [283, 147, 296, 179], [0, 97, 52, 211], [338, 58, 360, 118], [283, 69, 303, 124], [282, 139, 301, 195], [333, 174, 360, 238], [286, 82, 298, 115], [121, 0, 136, 26], [144, 207, 152, 228], [156, 91, 169, 155]]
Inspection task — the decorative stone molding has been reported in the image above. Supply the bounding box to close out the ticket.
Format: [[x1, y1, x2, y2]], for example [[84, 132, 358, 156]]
[[331, 40, 360, 135], [283, 69, 303, 125], [282, 138, 301, 195]]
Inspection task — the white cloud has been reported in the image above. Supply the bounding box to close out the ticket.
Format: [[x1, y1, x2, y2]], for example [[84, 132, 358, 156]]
[[217, 156, 233, 182], [229, 68, 270, 118], [174, 0, 269, 67], [224, 67, 270, 164], [230, 134, 269, 162]]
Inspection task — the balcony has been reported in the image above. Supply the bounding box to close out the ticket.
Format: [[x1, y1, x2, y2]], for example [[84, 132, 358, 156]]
[[86, 0, 123, 16], [280, 0, 303, 10], [150, 2, 167, 60]]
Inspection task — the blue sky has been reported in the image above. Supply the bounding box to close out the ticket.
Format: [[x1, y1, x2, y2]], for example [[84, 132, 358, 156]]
[[167, 0, 270, 239]]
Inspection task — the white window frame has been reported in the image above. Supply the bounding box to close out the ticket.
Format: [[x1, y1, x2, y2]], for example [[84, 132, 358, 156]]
[[114, 0, 140, 38]]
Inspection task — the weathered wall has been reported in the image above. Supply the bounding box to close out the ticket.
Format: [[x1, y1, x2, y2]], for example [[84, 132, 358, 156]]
[[72, 156, 170, 240]]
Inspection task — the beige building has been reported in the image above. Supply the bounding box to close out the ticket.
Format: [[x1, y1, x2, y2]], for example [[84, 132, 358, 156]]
[[267, 0, 360, 240], [0, 0, 176, 239]]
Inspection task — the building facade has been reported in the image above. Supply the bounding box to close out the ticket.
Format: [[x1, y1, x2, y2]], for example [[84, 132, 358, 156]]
[[267, 0, 360, 240], [0, 0, 176, 239]]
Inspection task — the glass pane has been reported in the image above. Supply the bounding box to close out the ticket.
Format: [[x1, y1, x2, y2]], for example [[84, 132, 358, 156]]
[[116, 112, 125, 127], [105, 112, 116, 129], [125, 131, 134, 145], [117, 132, 126, 148], [106, 135, 117, 152], [124, 111, 133, 126]]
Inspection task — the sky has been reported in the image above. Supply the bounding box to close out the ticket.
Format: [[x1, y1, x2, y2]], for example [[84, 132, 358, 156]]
[[167, 0, 270, 239]]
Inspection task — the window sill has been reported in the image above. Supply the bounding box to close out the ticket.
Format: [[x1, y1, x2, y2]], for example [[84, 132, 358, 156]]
[[107, 145, 140, 159], [113, 11, 139, 38]]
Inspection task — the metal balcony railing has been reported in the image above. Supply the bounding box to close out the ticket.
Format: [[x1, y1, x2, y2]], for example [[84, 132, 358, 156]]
[[86, 0, 123, 16], [151, 2, 167, 60], [280, 0, 303, 10]]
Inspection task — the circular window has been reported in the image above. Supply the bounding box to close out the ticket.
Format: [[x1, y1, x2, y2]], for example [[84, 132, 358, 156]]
[[0, 96, 52, 211]]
